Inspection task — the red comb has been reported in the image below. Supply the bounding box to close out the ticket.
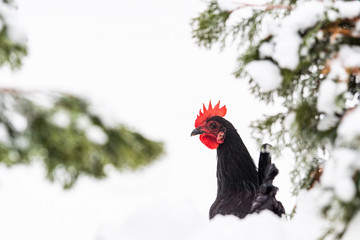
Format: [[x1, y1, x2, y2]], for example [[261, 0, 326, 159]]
[[195, 101, 227, 127]]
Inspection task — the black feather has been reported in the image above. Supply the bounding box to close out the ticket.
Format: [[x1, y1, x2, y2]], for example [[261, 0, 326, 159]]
[[258, 143, 272, 185], [250, 163, 285, 216], [207, 117, 285, 219], [209, 116, 258, 219]]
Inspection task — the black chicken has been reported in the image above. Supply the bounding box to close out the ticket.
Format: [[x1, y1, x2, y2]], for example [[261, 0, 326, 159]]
[[191, 101, 285, 219]]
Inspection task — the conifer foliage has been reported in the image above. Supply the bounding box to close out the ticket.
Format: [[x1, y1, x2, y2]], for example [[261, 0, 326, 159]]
[[192, 0, 360, 239], [0, 0, 163, 188]]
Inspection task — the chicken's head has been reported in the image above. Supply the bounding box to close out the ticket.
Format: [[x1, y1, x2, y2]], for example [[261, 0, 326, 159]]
[[191, 101, 227, 149]]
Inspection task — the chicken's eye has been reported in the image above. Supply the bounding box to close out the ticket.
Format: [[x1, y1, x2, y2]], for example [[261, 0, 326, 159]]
[[209, 122, 217, 130]]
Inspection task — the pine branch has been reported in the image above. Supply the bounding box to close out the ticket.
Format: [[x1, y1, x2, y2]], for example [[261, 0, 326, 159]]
[[191, 0, 230, 49], [0, 89, 164, 188]]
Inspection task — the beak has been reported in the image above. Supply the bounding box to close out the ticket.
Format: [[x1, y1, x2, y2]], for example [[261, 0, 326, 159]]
[[191, 128, 205, 136]]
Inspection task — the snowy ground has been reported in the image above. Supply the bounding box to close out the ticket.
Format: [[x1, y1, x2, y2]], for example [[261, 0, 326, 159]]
[[0, 1, 296, 239]]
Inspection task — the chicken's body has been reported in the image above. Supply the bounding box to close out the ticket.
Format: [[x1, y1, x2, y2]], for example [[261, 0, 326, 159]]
[[210, 116, 258, 219], [191, 102, 285, 219]]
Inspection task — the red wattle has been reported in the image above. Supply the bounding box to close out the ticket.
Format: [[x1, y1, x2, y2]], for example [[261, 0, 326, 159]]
[[200, 134, 219, 149]]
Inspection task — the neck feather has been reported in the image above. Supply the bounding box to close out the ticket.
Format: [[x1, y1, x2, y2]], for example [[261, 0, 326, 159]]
[[216, 129, 259, 195]]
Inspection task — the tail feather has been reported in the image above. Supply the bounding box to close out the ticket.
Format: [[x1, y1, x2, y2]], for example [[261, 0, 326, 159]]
[[250, 144, 285, 217], [263, 164, 279, 188], [258, 143, 272, 185]]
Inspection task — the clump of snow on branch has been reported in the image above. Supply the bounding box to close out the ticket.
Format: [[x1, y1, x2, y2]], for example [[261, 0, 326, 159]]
[[326, 46, 360, 82], [338, 45, 360, 69], [316, 45, 360, 131], [317, 79, 345, 116], [270, 1, 325, 70], [245, 60, 282, 92], [76, 115, 92, 130], [4, 109, 28, 132], [315, 64, 360, 239], [0, 1, 27, 45], [337, 106, 360, 143], [0, 124, 10, 145], [332, 1, 360, 20], [316, 80, 346, 130], [85, 125, 108, 145], [321, 148, 358, 202], [241, 1, 360, 97], [76, 115, 109, 145], [51, 110, 71, 128]]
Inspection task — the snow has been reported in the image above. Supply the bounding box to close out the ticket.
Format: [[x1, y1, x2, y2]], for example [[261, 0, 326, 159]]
[[75, 115, 108, 144], [327, 58, 349, 82], [85, 125, 108, 145], [283, 112, 295, 130], [317, 114, 338, 132], [51, 110, 71, 128], [76, 115, 92, 130], [217, 0, 240, 11], [343, 211, 360, 240], [254, 1, 360, 71], [316, 79, 347, 115], [97, 200, 204, 240], [245, 60, 282, 91], [334, 178, 356, 203], [327, 9, 339, 22], [26, 92, 56, 110], [283, 1, 324, 30], [334, 1, 360, 19], [0, 1, 27, 45], [286, 188, 328, 240], [96, 187, 332, 240], [316, 80, 341, 130], [4, 110, 28, 132], [196, 212, 286, 240], [321, 148, 359, 202], [263, 1, 326, 70], [356, 20, 360, 34], [97, 205, 287, 240], [337, 105, 360, 142], [316, 45, 360, 131], [258, 41, 274, 59], [338, 45, 360, 68], [272, 30, 301, 70], [0, 123, 10, 145], [315, 1, 360, 22]]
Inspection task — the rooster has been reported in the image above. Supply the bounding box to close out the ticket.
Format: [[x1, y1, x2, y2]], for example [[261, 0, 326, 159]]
[[191, 101, 285, 219]]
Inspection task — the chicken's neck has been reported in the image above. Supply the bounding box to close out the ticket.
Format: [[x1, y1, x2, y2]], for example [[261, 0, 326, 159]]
[[216, 129, 259, 196]]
